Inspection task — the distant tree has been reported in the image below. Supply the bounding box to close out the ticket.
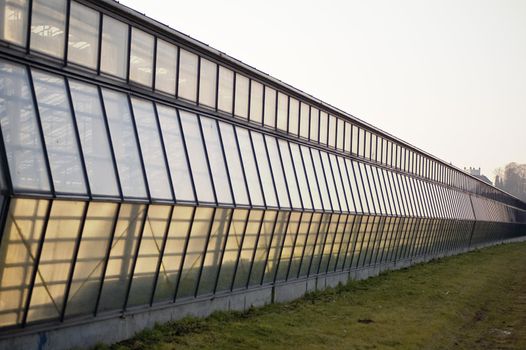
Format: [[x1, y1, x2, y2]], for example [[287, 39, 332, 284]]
[[494, 163, 526, 202]]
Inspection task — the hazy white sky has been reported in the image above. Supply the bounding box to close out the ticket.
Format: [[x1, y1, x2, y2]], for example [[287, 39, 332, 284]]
[[121, 0, 525, 179]]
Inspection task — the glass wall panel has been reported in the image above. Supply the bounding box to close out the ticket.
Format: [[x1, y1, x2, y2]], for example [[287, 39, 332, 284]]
[[176, 207, 214, 299], [251, 132, 278, 207], [0, 0, 28, 46], [318, 214, 339, 273], [32, 70, 86, 194], [217, 66, 233, 114], [127, 205, 171, 308], [67, 1, 98, 69], [319, 111, 328, 145], [155, 39, 177, 95], [288, 212, 312, 278], [275, 212, 300, 281], [197, 208, 231, 296], [276, 92, 288, 132], [288, 98, 299, 135], [262, 211, 288, 284], [153, 206, 193, 303], [320, 152, 340, 212], [157, 105, 194, 202], [351, 125, 359, 155], [311, 149, 333, 211], [198, 58, 216, 108], [235, 127, 264, 206], [289, 143, 312, 210], [309, 107, 319, 142], [215, 209, 248, 292], [69, 80, 118, 196], [67, 202, 121, 317], [300, 145, 322, 210], [263, 86, 276, 128], [0, 199, 48, 327], [338, 156, 357, 213], [371, 134, 377, 161], [234, 74, 249, 119], [200, 116, 232, 204], [308, 213, 330, 275], [178, 49, 198, 102], [27, 201, 84, 323], [232, 210, 263, 289], [347, 159, 367, 213], [30, 0, 66, 58], [330, 154, 348, 212], [95, 203, 144, 314], [0, 61, 50, 191], [248, 210, 277, 286], [217, 122, 249, 205], [265, 135, 290, 209], [328, 115, 336, 148], [299, 102, 309, 139], [249, 80, 263, 124], [358, 163, 374, 214], [277, 139, 301, 209], [337, 119, 345, 150], [131, 98, 172, 200], [102, 89, 146, 198], [129, 28, 154, 87], [179, 111, 215, 203], [100, 16, 128, 79]]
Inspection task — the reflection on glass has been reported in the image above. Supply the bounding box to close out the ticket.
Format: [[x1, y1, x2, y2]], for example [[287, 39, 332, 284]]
[[67, 2, 99, 69], [200, 116, 232, 204], [30, 0, 66, 58], [179, 111, 215, 203], [155, 39, 177, 95], [248, 210, 277, 286], [129, 28, 154, 87], [67, 202, 120, 317], [249, 80, 263, 123], [0, 199, 48, 327], [100, 15, 128, 78], [69, 80, 119, 196], [0, 0, 28, 46], [178, 49, 198, 102], [262, 211, 288, 284], [27, 201, 85, 323], [234, 74, 249, 119], [156, 105, 194, 202], [131, 98, 172, 200], [218, 66, 233, 114], [0, 61, 50, 191], [198, 58, 216, 108], [32, 70, 86, 194], [275, 211, 300, 281], [102, 89, 147, 198]]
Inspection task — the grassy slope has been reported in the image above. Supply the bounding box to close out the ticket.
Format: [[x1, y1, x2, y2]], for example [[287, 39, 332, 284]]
[[100, 242, 526, 350]]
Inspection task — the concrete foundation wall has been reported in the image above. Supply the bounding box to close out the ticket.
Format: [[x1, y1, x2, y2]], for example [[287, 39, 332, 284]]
[[2, 237, 525, 350]]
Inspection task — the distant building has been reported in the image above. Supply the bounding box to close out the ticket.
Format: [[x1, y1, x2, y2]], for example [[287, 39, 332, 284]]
[[464, 167, 493, 185]]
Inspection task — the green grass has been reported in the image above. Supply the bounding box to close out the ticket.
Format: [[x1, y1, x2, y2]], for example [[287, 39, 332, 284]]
[[95, 241, 526, 350]]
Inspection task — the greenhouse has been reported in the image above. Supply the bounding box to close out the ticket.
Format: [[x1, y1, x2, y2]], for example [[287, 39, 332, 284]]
[[0, 0, 525, 348]]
